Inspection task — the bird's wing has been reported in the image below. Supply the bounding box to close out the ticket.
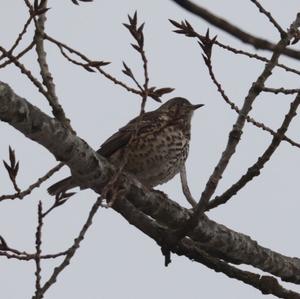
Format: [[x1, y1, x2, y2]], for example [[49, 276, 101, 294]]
[[97, 111, 156, 158]]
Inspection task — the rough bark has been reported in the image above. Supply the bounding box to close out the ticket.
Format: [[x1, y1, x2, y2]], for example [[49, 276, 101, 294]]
[[1, 81, 300, 284]]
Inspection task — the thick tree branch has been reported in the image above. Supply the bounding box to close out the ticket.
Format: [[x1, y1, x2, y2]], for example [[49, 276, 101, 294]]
[[34, 0, 73, 130], [1, 82, 300, 285]]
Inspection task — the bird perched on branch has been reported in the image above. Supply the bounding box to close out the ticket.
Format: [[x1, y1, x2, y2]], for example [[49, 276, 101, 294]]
[[48, 97, 203, 196]]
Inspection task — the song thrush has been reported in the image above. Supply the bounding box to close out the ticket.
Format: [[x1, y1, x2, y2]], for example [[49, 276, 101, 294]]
[[48, 97, 203, 196]]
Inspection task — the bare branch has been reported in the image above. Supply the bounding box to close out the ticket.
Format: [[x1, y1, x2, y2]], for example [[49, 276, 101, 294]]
[[0, 41, 35, 69], [2, 82, 300, 284], [115, 198, 300, 299], [170, 0, 300, 60], [214, 39, 300, 76], [34, 201, 43, 299], [124, 12, 150, 112], [0, 163, 63, 201], [170, 20, 300, 150], [170, 14, 299, 247], [3, 146, 20, 193], [249, 0, 286, 37], [263, 87, 300, 95], [0, 45, 48, 97], [33, 0, 73, 131], [37, 196, 102, 298], [0, 15, 34, 61], [170, 19, 300, 77], [44, 33, 164, 103]]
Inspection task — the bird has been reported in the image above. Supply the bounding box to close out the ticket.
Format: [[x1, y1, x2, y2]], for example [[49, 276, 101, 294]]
[[47, 97, 203, 196]]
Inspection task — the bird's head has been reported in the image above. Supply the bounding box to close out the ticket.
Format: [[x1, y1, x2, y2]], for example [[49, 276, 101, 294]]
[[158, 97, 204, 121]]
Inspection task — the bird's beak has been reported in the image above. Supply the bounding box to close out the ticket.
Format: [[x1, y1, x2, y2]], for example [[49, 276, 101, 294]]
[[192, 104, 204, 110]]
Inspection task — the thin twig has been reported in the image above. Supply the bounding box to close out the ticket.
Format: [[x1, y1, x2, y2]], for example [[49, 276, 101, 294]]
[[170, 19, 300, 76], [0, 248, 68, 261], [0, 41, 35, 69], [0, 163, 63, 201], [214, 40, 300, 76], [46, 33, 146, 96], [0, 45, 48, 98], [103, 12, 151, 207], [263, 87, 300, 95], [249, 0, 286, 37], [34, 201, 43, 299], [45, 31, 171, 102], [34, 0, 73, 131], [0, 16, 34, 61], [122, 62, 144, 91]]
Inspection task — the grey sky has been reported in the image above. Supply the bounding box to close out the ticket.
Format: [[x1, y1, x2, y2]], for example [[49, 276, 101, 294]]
[[1, 1, 300, 298]]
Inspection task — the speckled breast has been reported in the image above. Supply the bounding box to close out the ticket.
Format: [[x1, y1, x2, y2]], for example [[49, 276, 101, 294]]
[[120, 125, 190, 187]]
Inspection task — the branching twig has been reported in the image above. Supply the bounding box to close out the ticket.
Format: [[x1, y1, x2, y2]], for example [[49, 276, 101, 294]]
[[0, 41, 35, 69], [45, 32, 173, 103], [102, 12, 152, 207], [170, 0, 300, 60], [122, 61, 144, 91], [169, 14, 299, 247], [170, 19, 300, 150], [0, 16, 34, 61], [123, 11, 150, 112], [0, 163, 63, 201], [42, 190, 76, 217], [45, 33, 160, 101], [0, 45, 48, 98]]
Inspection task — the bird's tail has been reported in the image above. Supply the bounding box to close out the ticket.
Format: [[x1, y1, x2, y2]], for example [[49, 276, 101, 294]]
[[47, 177, 76, 196]]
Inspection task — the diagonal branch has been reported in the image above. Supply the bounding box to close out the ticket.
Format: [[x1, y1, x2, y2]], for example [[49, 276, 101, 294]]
[[35, 196, 103, 299], [170, 20, 300, 150], [33, 0, 73, 131], [0, 162, 63, 201], [2, 81, 300, 285], [114, 198, 300, 299], [249, 0, 285, 37]]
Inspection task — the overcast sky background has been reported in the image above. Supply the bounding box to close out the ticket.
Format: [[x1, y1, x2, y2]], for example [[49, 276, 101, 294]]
[[1, 1, 300, 298]]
